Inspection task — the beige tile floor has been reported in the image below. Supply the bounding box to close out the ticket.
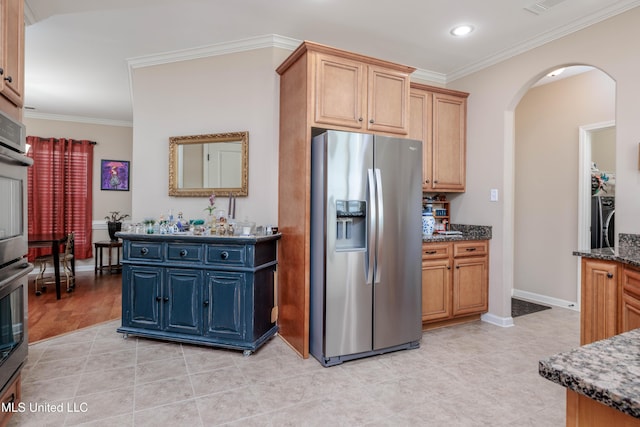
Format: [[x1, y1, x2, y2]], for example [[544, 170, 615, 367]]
[[9, 307, 578, 426]]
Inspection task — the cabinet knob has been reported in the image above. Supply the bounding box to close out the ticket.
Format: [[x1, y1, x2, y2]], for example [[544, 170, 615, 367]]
[[220, 251, 229, 260], [447, 265, 451, 270], [434, 180, 439, 184], [456, 265, 460, 269], [607, 272, 614, 279], [358, 117, 363, 122], [425, 179, 430, 184], [3, 76, 12, 83], [203, 300, 209, 306], [179, 249, 187, 257], [156, 296, 162, 302], [0, 68, 3, 75], [163, 297, 169, 302], [369, 119, 374, 124], [140, 247, 149, 255]]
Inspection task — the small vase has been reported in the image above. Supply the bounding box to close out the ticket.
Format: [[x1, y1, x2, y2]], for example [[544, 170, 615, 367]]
[[107, 221, 122, 241], [422, 213, 435, 236]]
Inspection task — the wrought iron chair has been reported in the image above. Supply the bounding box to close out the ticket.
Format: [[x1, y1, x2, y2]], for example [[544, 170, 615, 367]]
[[34, 232, 75, 296]]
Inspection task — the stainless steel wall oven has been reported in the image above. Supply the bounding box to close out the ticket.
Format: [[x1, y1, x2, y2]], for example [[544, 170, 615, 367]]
[[0, 109, 33, 397]]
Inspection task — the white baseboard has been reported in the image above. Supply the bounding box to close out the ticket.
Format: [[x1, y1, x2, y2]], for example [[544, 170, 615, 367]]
[[481, 312, 514, 328], [512, 289, 579, 312]]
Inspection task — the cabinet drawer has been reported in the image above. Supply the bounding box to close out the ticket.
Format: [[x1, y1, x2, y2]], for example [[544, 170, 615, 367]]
[[422, 243, 450, 260], [127, 242, 163, 261], [206, 245, 247, 267], [623, 267, 640, 299], [453, 241, 487, 258], [167, 243, 203, 263]]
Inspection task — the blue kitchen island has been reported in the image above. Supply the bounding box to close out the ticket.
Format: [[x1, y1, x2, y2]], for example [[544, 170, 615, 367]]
[[116, 232, 280, 355]]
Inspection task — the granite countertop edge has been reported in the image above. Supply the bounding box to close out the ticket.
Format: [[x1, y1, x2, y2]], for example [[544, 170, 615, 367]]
[[539, 328, 640, 419], [423, 224, 492, 243], [572, 248, 640, 269]]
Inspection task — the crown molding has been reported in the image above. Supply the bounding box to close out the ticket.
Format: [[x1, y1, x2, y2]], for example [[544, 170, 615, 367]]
[[23, 111, 133, 128], [446, 0, 640, 83], [411, 69, 447, 85], [127, 34, 301, 69]]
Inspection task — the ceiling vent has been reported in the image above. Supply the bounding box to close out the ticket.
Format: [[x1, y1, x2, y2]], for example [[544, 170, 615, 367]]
[[524, 0, 567, 15]]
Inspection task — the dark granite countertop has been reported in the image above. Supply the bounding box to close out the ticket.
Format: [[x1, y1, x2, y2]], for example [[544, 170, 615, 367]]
[[423, 224, 491, 243], [573, 233, 640, 268], [539, 328, 640, 419]]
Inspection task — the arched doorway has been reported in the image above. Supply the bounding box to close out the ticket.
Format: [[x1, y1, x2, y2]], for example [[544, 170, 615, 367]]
[[511, 66, 615, 312]]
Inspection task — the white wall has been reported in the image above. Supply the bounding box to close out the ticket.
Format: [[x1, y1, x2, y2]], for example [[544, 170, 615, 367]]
[[131, 48, 288, 226], [514, 70, 615, 303], [448, 8, 640, 319]]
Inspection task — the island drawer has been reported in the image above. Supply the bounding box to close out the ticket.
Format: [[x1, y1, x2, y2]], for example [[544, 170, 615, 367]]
[[167, 243, 204, 263], [126, 241, 163, 261], [206, 245, 247, 266]]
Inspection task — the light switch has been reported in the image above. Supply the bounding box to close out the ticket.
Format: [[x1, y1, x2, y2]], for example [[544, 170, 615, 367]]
[[490, 189, 499, 202]]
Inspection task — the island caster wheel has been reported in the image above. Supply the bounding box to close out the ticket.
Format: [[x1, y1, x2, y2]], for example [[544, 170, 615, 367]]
[[243, 350, 252, 357], [122, 333, 129, 339]]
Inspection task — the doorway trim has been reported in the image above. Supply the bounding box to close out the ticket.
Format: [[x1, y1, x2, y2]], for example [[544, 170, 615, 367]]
[[577, 120, 615, 308]]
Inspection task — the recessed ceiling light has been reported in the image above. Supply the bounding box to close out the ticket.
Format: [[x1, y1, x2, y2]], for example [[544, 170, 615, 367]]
[[547, 67, 565, 77], [450, 25, 474, 37]]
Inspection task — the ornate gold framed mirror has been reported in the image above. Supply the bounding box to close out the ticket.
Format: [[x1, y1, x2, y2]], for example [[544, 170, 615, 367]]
[[169, 131, 248, 197]]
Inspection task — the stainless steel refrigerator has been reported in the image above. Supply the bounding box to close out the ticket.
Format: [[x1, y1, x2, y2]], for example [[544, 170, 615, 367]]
[[310, 130, 423, 366]]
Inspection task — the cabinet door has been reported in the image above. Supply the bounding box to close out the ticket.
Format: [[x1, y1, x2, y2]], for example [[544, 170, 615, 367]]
[[422, 258, 451, 321], [367, 65, 410, 135], [409, 89, 433, 191], [0, 0, 24, 106], [621, 267, 640, 333], [581, 259, 618, 345], [204, 271, 246, 340], [432, 93, 466, 191], [124, 265, 163, 330], [313, 52, 365, 130], [165, 269, 203, 335], [452, 256, 488, 316]]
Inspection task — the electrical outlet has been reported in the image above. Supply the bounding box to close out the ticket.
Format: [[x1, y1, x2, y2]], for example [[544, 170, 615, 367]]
[[490, 189, 499, 202]]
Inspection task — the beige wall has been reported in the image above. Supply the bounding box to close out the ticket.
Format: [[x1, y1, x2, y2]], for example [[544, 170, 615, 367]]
[[22, 117, 133, 243], [131, 48, 287, 226], [446, 7, 640, 320], [514, 70, 615, 303]]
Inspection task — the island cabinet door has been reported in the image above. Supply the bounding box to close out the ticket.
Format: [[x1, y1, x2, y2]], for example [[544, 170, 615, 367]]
[[621, 267, 640, 334], [123, 265, 163, 330], [165, 269, 203, 336], [581, 258, 618, 345], [203, 271, 246, 341]]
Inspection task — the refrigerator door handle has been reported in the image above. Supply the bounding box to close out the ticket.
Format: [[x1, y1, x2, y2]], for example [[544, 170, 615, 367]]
[[374, 168, 384, 284], [366, 168, 376, 283]]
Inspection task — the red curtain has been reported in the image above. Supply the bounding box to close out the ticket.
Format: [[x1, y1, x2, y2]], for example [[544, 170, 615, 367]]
[[27, 136, 94, 261]]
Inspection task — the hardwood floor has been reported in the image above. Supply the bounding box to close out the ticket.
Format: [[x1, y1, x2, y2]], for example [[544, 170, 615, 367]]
[[27, 270, 122, 343]]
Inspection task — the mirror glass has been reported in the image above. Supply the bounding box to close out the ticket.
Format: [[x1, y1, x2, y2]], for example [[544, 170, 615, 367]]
[[169, 131, 248, 197]]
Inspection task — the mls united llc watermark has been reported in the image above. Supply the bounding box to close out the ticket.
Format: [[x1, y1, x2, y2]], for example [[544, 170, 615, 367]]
[[2, 401, 89, 413]]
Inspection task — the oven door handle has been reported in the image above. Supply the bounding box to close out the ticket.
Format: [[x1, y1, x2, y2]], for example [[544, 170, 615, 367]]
[[0, 144, 33, 167]]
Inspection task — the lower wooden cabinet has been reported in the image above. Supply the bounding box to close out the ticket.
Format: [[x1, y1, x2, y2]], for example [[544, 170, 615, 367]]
[[0, 374, 20, 427], [580, 258, 640, 345], [580, 258, 619, 345], [422, 240, 488, 328], [621, 266, 640, 333]]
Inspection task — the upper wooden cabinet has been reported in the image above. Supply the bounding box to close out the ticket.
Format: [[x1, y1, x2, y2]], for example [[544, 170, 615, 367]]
[[0, 0, 25, 109], [278, 41, 415, 136], [409, 84, 468, 192]]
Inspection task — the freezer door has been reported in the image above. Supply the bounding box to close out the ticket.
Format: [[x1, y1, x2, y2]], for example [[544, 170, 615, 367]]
[[372, 136, 423, 350], [323, 131, 374, 358]]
